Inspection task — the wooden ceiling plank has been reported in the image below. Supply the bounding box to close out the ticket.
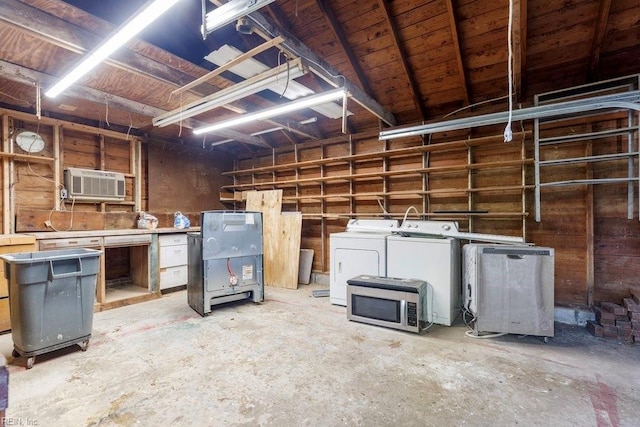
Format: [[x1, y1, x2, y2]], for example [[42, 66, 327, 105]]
[[588, 0, 613, 81], [315, 0, 372, 94], [0, 0, 199, 88], [8, 1, 324, 144], [0, 0, 279, 147], [247, 10, 397, 127], [444, 0, 471, 107], [375, 0, 428, 121]]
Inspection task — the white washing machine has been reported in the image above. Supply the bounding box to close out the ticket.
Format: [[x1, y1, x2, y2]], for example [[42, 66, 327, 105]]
[[386, 235, 461, 326], [329, 220, 397, 306]]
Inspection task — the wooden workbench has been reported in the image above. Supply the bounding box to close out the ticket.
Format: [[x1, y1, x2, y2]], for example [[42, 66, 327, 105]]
[[25, 228, 199, 311]]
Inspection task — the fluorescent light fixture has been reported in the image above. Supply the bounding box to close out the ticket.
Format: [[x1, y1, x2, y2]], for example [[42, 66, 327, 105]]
[[202, 0, 275, 37], [194, 88, 346, 135], [205, 45, 351, 119], [46, 0, 182, 98], [153, 58, 306, 127]]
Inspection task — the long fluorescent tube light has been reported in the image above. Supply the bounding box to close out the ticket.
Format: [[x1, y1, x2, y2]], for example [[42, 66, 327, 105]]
[[202, 0, 275, 37], [194, 88, 346, 135], [378, 90, 640, 141], [45, 0, 182, 98], [205, 44, 350, 119], [153, 58, 305, 127]]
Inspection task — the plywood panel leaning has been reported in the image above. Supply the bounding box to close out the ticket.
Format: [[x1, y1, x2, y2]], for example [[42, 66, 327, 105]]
[[246, 190, 302, 289]]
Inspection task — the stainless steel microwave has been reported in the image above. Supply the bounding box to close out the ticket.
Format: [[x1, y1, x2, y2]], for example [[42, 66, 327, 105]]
[[346, 275, 429, 333]]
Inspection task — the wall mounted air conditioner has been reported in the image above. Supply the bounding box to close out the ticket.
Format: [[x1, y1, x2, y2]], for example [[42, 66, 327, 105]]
[[64, 167, 126, 201]]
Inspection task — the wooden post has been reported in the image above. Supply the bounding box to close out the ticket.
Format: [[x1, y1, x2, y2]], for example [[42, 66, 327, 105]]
[[53, 125, 61, 211], [586, 125, 595, 307], [1, 115, 10, 234], [99, 134, 106, 213]]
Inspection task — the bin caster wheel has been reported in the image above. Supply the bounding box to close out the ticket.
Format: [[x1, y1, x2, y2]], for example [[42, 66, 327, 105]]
[[79, 341, 89, 352], [26, 357, 35, 370], [12, 349, 19, 358]]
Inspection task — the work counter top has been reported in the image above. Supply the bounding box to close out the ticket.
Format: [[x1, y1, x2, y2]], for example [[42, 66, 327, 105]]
[[24, 227, 200, 240]]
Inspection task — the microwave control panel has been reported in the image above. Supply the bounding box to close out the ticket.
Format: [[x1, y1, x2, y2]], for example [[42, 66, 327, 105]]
[[407, 302, 417, 327]]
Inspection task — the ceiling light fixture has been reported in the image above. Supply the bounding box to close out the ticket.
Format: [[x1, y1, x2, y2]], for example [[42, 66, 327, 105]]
[[205, 44, 350, 119], [194, 88, 346, 135], [202, 0, 276, 38], [46, 0, 182, 98], [153, 58, 305, 127]]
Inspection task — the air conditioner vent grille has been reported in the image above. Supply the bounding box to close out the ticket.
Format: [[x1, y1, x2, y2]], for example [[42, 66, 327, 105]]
[[64, 168, 126, 201]]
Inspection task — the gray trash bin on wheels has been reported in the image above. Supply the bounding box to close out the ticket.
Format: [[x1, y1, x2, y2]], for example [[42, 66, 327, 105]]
[[0, 248, 101, 369]]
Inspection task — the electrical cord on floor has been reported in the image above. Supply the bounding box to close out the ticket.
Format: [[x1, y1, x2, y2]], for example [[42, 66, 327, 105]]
[[460, 302, 507, 339], [422, 282, 435, 331]]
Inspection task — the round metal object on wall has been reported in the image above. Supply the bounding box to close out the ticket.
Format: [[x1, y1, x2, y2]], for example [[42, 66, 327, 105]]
[[14, 130, 45, 153]]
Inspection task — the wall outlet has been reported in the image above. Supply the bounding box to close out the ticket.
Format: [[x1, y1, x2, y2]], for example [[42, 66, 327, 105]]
[[60, 188, 68, 199], [45, 220, 52, 227]]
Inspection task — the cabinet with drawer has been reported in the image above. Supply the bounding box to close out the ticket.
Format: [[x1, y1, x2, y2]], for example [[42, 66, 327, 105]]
[[158, 234, 188, 290], [0, 235, 37, 332]]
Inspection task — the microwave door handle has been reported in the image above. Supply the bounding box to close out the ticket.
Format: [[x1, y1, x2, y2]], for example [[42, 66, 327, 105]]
[[400, 300, 407, 326]]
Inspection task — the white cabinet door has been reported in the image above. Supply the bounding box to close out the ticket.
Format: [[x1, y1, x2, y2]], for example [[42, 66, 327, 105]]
[[331, 248, 382, 306], [160, 266, 188, 290], [159, 244, 188, 268]]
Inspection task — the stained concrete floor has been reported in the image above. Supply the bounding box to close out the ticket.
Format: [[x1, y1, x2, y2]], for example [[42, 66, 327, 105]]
[[1, 284, 639, 426]]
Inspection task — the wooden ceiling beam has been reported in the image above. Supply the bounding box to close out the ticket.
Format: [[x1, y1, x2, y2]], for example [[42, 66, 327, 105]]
[[512, 0, 528, 102], [0, 0, 200, 88], [376, 0, 428, 121], [0, 60, 270, 147], [588, 0, 612, 81], [262, 1, 292, 32], [310, 0, 360, 133], [315, 0, 372, 95], [247, 10, 397, 126], [444, 0, 470, 108], [0, 0, 319, 146]]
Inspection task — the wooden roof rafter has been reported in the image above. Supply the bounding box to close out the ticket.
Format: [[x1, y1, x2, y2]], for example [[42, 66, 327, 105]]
[[444, 0, 470, 109], [315, 0, 373, 96], [247, 9, 397, 127], [376, 0, 428, 121], [588, 0, 612, 82], [0, 0, 272, 146], [313, 0, 366, 134]]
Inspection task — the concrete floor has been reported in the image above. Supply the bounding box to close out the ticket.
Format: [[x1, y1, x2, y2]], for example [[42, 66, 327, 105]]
[[1, 284, 639, 426]]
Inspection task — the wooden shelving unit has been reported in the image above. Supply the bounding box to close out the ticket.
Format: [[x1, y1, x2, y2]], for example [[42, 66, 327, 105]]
[[222, 131, 532, 243]]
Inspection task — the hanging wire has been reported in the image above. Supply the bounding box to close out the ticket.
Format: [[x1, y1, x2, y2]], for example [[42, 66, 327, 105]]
[[178, 91, 184, 137], [504, 0, 514, 143], [105, 96, 111, 127], [278, 51, 291, 98], [35, 81, 42, 120], [126, 113, 133, 140]]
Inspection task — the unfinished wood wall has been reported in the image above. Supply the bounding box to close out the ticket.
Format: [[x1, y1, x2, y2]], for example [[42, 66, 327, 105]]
[[147, 142, 231, 213], [1, 107, 232, 231], [224, 118, 640, 308]]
